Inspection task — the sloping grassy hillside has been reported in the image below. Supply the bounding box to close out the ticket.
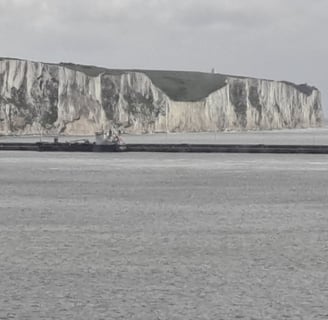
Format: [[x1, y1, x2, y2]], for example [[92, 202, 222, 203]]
[[0, 58, 317, 101], [61, 62, 318, 100], [60, 63, 228, 101]]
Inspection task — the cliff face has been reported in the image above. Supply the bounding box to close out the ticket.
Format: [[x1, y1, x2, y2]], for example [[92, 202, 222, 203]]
[[0, 58, 323, 135]]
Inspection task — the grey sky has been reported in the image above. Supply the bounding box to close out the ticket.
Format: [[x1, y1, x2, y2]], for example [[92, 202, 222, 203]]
[[1, 0, 327, 114]]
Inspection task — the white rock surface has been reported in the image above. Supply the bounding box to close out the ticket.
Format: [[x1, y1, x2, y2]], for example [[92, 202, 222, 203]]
[[0, 58, 323, 135]]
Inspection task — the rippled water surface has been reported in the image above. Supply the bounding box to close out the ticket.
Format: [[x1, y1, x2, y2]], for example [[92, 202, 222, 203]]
[[2, 126, 328, 145], [0, 151, 328, 319]]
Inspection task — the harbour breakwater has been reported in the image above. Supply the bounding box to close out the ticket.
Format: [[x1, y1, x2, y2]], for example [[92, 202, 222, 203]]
[[2, 142, 328, 154]]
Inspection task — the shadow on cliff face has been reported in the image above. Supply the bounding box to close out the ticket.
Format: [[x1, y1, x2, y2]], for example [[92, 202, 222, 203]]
[[282, 81, 317, 96], [229, 80, 248, 128]]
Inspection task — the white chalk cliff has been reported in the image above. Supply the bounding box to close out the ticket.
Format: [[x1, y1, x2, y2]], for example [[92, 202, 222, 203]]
[[0, 58, 323, 135]]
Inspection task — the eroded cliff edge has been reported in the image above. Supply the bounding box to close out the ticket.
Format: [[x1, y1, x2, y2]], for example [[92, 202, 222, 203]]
[[0, 58, 323, 135]]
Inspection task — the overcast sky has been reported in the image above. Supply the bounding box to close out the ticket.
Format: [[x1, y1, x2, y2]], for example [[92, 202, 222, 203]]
[[1, 0, 327, 114]]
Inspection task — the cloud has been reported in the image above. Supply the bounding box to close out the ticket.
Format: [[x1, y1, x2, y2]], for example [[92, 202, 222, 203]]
[[1, 0, 323, 40], [0, 0, 292, 33], [169, 1, 277, 30]]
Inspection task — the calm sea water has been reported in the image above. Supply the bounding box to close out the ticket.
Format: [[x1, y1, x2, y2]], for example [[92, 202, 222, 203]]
[[0, 151, 328, 319], [2, 126, 328, 145]]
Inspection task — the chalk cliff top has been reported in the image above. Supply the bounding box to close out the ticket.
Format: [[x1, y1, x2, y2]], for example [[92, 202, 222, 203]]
[[60, 62, 228, 101], [0, 57, 318, 101]]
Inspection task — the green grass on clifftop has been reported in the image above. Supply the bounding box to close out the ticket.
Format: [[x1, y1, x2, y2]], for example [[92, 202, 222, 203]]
[[60, 63, 228, 101], [0, 58, 317, 101]]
